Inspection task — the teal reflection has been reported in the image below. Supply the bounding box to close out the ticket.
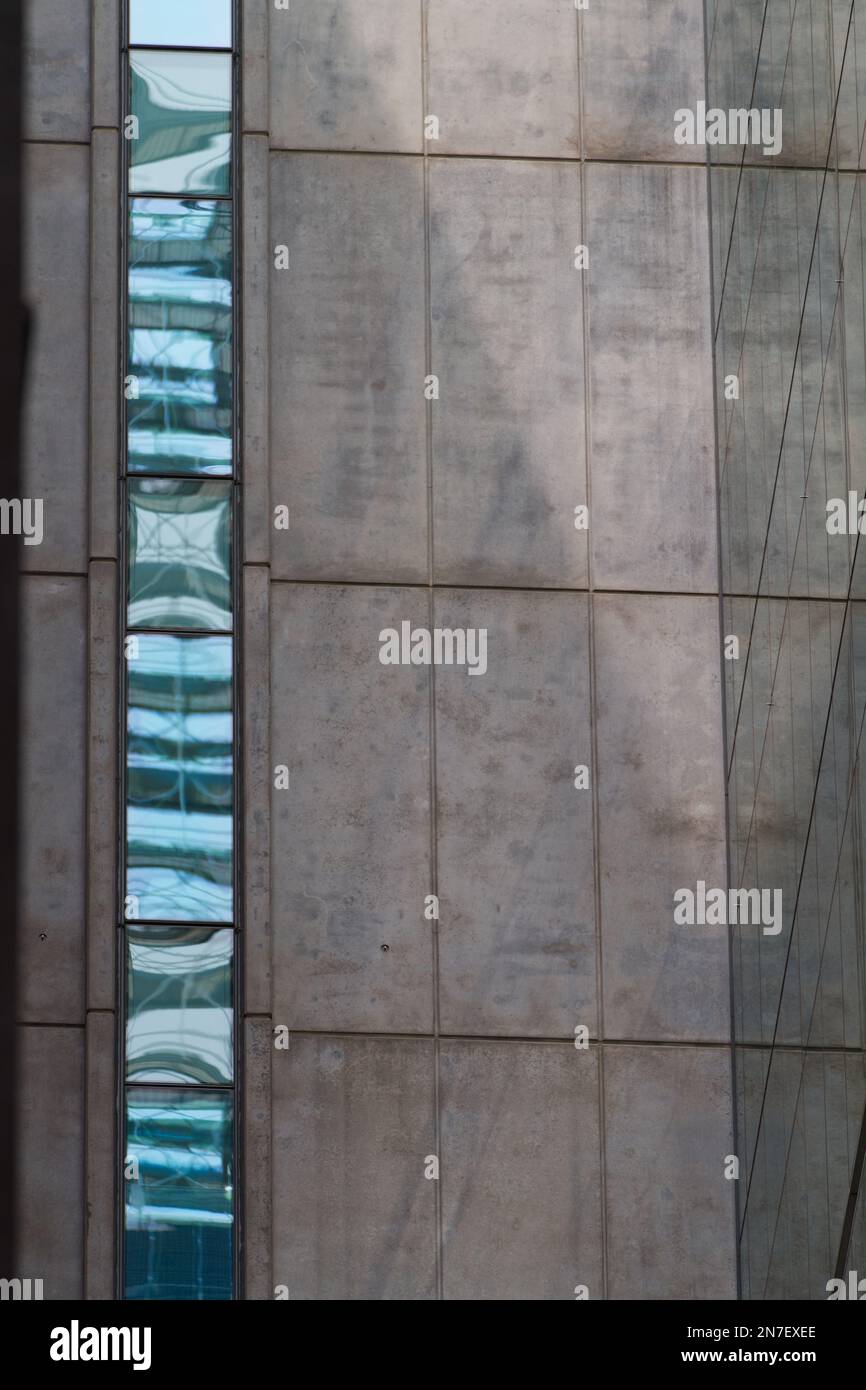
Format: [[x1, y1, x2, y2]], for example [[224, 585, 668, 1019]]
[[125, 1087, 233, 1300], [127, 635, 233, 922], [128, 480, 232, 631], [130, 0, 232, 49], [128, 198, 232, 476], [127, 927, 233, 1084], [130, 49, 231, 196]]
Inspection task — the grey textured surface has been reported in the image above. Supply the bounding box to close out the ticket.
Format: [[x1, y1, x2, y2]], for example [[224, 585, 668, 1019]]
[[440, 1041, 602, 1299], [15, 1026, 85, 1298], [19, 577, 87, 1025], [269, 154, 427, 583], [269, 0, 423, 152], [272, 1035, 437, 1299], [429, 158, 587, 588], [426, 0, 580, 157], [21, 143, 89, 575]]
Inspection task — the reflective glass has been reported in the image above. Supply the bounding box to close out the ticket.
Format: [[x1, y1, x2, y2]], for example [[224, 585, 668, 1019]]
[[124, 1088, 233, 1300], [127, 198, 232, 476], [127, 635, 233, 922], [129, 50, 231, 196], [128, 480, 232, 630], [127, 927, 233, 1084], [130, 0, 232, 49]]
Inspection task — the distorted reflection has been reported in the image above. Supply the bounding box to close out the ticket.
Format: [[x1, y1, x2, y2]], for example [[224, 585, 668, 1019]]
[[128, 198, 232, 475], [130, 0, 232, 49], [130, 50, 231, 195], [127, 927, 233, 1084], [127, 635, 233, 921], [128, 480, 232, 630], [125, 1088, 233, 1300]]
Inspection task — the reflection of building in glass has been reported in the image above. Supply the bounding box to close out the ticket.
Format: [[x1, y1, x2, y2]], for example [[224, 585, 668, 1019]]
[[122, 1, 237, 1301], [124, 1089, 233, 1301], [126, 635, 233, 923], [127, 199, 232, 474], [709, 0, 866, 1299]]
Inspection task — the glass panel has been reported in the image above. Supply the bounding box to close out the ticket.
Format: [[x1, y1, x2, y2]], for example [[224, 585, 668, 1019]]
[[129, 50, 231, 196], [127, 926, 233, 1084], [127, 198, 232, 476], [127, 634, 233, 922], [128, 480, 232, 631], [125, 1087, 233, 1300], [130, 0, 232, 49]]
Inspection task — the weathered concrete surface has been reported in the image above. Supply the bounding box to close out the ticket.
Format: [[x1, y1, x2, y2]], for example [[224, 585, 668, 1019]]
[[270, 584, 433, 1033], [429, 159, 586, 588], [21, 143, 89, 575], [86, 561, 117, 1014], [586, 162, 717, 594], [604, 1045, 736, 1300], [595, 594, 728, 1042], [15, 1025, 85, 1298], [243, 1016, 273, 1300], [426, 0, 579, 157], [244, 566, 271, 1016], [242, 135, 271, 567], [84, 1010, 115, 1299], [23, 0, 90, 143], [582, 0, 706, 162], [269, 0, 422, 152], [435, 589, 596, 1037], [270, 154, 427, 583], [440, 1041, 602, 1300], [89, 131, 119, 563], [19, 577, 87, 1025], [272, 1035, 437, 1299]]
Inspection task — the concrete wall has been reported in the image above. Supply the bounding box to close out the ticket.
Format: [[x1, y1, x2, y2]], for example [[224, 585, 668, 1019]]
[[16, 0, 118, 1299], [260, 0, 736, 1300], [15, 0, 736, 1300], [710, 0, 866, 1298]]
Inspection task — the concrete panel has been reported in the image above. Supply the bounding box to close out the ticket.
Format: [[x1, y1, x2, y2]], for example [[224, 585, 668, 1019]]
[[604, 1045, 736, 1300], [271, 584, 433, 1033], [586, 163, 717, 593], [430, 159, 586, 588], [242, 135, 270, 566], [272, 1035, 437, 1299], [23, 0, 90, 143], [243, 566, 271, 1015], [15, 1025, 85, 1297], [243, 1016, 272, 1300], [595, 594, 728, 1042], [21, 143, 89, 575], [435, 589, 596, 1037], [19, 577, 87, 1025], [86, 561, 117, 1014], [90, 130, 119, 562], [440, 1041, 602, 1300], [84, 1010, 115, 1299], [270, 154, 427, 582], [91, 0, 120, 131], [269, 0, 422, 152], [582, 0, 706, 162], [426, 0, 579, 157], [242, 0, 269, 134]]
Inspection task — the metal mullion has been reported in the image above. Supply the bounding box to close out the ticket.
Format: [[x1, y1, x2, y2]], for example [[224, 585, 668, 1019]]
[[118, 919, 235, 931], [127, 189, 234, 203], [124, 470, 235, 480], [125, 1082, 235, 1093], [125, 626, 234, 638], [128, 43, 233, 55]]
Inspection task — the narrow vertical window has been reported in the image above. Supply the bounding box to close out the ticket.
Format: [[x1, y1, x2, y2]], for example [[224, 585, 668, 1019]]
[[121, 0, 237, 1301]]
